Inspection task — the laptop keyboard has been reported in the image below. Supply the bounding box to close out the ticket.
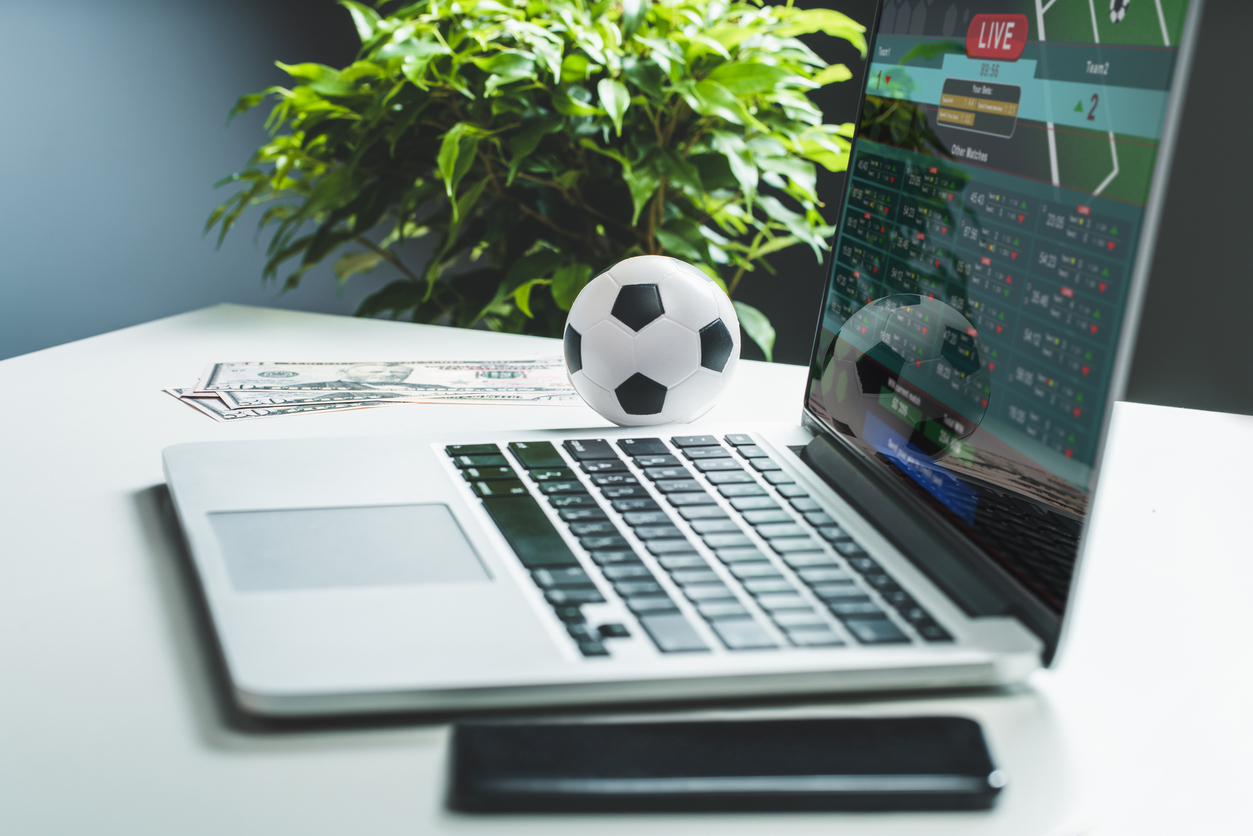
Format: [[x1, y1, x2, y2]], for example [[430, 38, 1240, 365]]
[[446, 435, 952, 658]]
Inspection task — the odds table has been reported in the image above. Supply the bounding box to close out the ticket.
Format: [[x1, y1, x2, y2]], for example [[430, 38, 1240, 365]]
[[1, 304, 1249, 834]]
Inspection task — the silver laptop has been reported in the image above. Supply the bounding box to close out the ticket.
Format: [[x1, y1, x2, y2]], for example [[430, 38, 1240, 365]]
[[163, 0, 1202, 717]]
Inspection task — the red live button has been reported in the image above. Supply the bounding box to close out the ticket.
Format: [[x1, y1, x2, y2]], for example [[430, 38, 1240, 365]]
[[966, 14, 1028, 61]]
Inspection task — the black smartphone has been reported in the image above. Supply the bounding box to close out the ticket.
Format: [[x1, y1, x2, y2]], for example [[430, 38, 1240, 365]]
[[449, 716, 1005, 813]]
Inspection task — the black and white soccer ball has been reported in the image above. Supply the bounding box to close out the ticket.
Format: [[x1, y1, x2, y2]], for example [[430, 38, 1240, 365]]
[[1110, 0, 1130, 23], [564, 256, 740, 426]]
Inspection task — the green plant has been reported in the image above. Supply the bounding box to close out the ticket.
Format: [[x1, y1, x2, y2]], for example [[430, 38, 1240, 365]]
[[209, 0, 865, 360]]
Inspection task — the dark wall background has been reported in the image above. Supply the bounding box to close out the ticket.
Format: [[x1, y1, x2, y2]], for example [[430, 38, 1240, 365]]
[[2, 0, 1249, 415]]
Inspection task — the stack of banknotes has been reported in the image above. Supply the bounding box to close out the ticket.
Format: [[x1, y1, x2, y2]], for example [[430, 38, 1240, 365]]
[[167, 358, 581, 421]]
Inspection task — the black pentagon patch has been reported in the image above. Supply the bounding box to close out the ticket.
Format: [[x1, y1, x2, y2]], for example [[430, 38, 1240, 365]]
[[699, 319, 735, 372], [564, 324, 582, 373], [611, 284, 664, 331], [615, 373, 667, 415]]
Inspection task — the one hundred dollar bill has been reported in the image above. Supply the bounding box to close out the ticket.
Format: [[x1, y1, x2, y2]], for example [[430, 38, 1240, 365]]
[[196, 358, 575, 395], [218, 388, 583, 409], [166, 389, 397, 422]]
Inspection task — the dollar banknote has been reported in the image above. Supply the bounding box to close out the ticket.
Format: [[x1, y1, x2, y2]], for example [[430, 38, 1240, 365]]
[[196, 358, 575, 395], [217, 387, 583, 409], [166, 389, 397, 422]]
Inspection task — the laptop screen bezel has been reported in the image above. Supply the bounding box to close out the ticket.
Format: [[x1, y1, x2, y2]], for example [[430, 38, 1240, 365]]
[[795, 0, 1206, 661]]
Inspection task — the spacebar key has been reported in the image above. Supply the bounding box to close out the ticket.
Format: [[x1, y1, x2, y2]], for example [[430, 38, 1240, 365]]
[[637, 613, 709, 653], [479, 495, 580, 569]]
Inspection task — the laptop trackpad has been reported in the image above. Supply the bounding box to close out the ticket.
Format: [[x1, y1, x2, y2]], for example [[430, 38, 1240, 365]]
[[209, 504, 490, 592]]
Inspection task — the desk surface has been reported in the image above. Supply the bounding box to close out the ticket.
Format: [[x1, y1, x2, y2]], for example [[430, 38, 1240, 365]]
[[2, 304, 1249, 835]]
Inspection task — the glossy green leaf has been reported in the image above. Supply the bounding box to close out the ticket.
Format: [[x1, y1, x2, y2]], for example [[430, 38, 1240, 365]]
[[733, 300, 776, 362], [338, 0, 381, 43], [551, 263, 593, 310], [513, 278, 552, 318], [333, 250, 384, 285], [597, 78, 630, 136], [706, 62, 795, 96], [710, 131, 757, 203], [621, 0, 647, 37]]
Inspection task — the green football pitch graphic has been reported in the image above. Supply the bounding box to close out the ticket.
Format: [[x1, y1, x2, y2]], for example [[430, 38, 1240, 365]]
[[1052, 125, 1159, 205]]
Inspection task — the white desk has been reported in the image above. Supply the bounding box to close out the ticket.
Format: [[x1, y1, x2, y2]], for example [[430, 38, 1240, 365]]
[[2, 304, 1249, 835]]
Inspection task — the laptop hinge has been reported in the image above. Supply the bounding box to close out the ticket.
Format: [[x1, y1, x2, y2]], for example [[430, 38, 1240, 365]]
[[799, 417, 1061, 663]]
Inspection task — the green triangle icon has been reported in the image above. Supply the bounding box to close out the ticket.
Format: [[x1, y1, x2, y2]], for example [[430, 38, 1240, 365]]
[[1102, 268, 1110, 276], [1111, 226, 1119, 235], [1074, 100, 1085, 112]]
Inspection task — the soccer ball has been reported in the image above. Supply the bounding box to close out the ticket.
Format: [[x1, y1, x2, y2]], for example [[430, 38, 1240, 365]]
[[1110, 0, 1129, 23], [818, 295, 990, 460], [564, 256, 740, 426]]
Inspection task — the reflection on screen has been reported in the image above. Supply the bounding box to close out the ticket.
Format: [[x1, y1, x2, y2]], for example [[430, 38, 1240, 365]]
[[808, 0, 1192, 611]]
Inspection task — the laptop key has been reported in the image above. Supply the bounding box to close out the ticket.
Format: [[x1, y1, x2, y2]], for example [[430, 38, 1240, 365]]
[[592, 473, 639, 487], [671, 435, 719, 447], [917, 621, 954, 642], [598, 623, 631, 639], [589, 550, 643, 565], [671, 569, 721, 586], [742, 509, 793, 525], [769, 537, 823, 554], [567, 622, 598, 641], [563, 439, 618, 460], [617, 438, 670, 456], [544, 588, 606, 605], [645, 539, 698, 555], [625, 595, 680, 614], [559, 507, 607, 522], [601, 485, 650, 499], [568, 521, 620, 537], [843, 619, 910, 644], [728, 562, 783, 579], [711, 619, 776, 650], [531, 568, 594, 588], [749, 458, 782, 472], [756, 523, 807, 539], [734, 445, 767, 458], [602, 564, 654, 581], [655, 479, 704, 493], [507, 441, 565, 469], [772, 610, 827, 629], [782, 552, 837, 569], [730, 497, 780, 511], [691, 519, 742, 534], [614, 580, 664, 597], [637, 613, 708, 652], [634, 525, 684, 540], [677, 505, 729, 520], [702, 533, 753, 549], [622, 510, 671, 526], [776, 484, 808, 497], [581, 459, 629, 474], [446, 444, 501, 456], [667, 492, 718, 506], [609, 498, 658, 513], [578, 641, 611, 657], [470, 479, 530, 497], [697, 600, 750, 620], [461, 466, 517, 481], [846, 555, 881, 572], [715, 547, 768, 563], [723, 434, 754, 446], [763, 471, 796, 485], [538, 481, 587, 495], [692, 459, 743, 472], [552, 605, 585, 623], [529, 468, 577, 482], [789, 497, 822, 512], [480, 495, 581, 568], [643, 466, 693, 481], [718, 484, 767, 498], [683, 447, 732, 460], [453, 454, 509, 468], [835, 542, 871, 559], [811, 587, 870, 604], [828, 601, 888, 618], [705, 470, 754, 485], [786, 629, 845, 647], [580, 535, 629, 550], [804, 511, 837, 526], [632, 454, 681, 467], [801, 571, 856, 587], [682, 583, 737, 601], [817, 526, 852, 542], [743, 577, 796, 595], [549, 494, 598, 508], [658, 555, 708, 571], [755, 593, 811, 611]]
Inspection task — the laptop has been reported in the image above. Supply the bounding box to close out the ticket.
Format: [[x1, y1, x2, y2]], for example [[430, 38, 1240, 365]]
[[163, 0, 1203, 717]]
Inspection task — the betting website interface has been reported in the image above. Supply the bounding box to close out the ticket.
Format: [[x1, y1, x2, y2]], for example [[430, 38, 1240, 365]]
[[808, 0, 1193, 611]]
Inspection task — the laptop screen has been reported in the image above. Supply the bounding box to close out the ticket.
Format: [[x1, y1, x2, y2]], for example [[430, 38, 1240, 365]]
[[806, 1, 1195, 613]]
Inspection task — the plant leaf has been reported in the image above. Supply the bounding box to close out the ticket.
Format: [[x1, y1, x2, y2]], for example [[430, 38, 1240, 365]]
[[333, 250, 384, 285], [551, 263, 593, 310], [706, 62, 795, 96], [338, 0, 381, 44], [811, 63, 853, 85], [597, 78, 630, 136], [513, 278, 551, 318], [733, 300, 775, 362], [621, 0, 647, 37], [710, 131, 757, 204]]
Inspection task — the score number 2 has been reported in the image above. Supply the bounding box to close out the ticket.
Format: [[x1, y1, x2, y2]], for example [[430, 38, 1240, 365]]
[[1088, 94, 1099, 121]]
